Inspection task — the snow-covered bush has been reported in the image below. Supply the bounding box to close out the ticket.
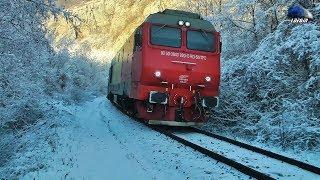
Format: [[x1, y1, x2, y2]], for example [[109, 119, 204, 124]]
[[0, 0, 108, 123], [43, 50, 109, 103], [1, 0, 109, 122], [195, 0, 297, 59], [207, 10, 320, 150], [0, 0, 108, 177]]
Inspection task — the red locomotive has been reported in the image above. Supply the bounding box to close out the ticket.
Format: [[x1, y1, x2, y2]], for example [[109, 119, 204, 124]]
[[107, 9, 221, 126]]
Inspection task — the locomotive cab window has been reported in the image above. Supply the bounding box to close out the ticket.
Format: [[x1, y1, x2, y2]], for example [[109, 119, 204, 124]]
[[150, 25, 181, 48], [187, 30, 216, 52]]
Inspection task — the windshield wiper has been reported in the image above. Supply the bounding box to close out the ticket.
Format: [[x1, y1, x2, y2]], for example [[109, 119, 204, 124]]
[[200, 29, 209, 43], [199, 29, 211, 51], [154, 24, 168, 34]]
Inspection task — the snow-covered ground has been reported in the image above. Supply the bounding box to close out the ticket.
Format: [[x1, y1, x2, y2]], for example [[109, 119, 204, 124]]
[[22, 97, 248, 179]]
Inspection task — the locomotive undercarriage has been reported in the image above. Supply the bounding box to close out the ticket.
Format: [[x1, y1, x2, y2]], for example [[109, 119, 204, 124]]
[[108, 91, 218, 126]]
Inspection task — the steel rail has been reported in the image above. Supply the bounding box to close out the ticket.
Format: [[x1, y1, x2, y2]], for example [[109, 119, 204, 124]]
[[188, 127, 320, 175], [150, 125, 274, 180], [112, 103, 273, 179], [110, 101, 318, 178]]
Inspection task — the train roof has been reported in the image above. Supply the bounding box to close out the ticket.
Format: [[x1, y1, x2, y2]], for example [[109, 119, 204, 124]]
[[145, 9, 216, 32]]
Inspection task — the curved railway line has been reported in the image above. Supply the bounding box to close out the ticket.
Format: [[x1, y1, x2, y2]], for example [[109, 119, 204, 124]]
[[113, 102, 320, 179]]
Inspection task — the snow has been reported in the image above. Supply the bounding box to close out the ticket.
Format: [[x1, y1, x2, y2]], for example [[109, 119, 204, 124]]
[[22, 97, 248, 179]]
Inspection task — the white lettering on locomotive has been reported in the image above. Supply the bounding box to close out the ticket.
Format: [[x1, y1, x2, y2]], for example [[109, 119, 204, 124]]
[[160, 50, 207, 60]]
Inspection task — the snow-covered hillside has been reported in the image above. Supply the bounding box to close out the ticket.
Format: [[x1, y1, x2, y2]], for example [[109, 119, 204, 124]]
[[206, 4, 320, 150], [0, 0, 109, 178]]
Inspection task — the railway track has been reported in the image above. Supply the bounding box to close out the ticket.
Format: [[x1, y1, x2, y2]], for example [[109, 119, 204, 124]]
[[149, 125, 320, 179], [150, 125, 274, 180], [188, 127, 320, 175], [112, 102, 320, 179]]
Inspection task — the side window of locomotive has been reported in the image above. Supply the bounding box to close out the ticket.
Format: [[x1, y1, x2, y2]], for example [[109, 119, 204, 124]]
[[187, 30, 215, 52], [150, 25, 181, 48], [134, 27, 142, 51], [109, 65, 113, 83]]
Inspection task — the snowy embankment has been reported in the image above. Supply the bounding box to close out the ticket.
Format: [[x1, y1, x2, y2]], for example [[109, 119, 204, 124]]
[[207, 18, 320, 150], [22, 97, 247, 179]]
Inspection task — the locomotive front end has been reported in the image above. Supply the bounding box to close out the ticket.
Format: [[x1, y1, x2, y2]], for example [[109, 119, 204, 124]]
[[133, 12, 221, 126], [108, 9, 221, 126]]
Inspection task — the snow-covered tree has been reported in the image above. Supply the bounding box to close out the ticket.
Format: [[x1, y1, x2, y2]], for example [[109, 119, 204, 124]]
[[0, 0, 108, 177], [204, 3, 320, 150]]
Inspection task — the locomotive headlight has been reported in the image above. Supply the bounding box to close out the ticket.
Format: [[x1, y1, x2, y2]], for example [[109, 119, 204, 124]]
[[178, 20, 184, 26], [154, 71, 161, 78], [205, 76, 211, 82], [185, 21, 191, 27]]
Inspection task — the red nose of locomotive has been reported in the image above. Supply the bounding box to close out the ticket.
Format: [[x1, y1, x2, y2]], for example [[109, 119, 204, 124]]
[[136, 47, 220, 125], [131, 20, 221, 125]]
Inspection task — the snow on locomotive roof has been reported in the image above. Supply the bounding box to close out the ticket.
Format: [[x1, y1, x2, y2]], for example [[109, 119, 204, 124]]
[[145, 9, 216, 32], [162, 9, 202, 19]]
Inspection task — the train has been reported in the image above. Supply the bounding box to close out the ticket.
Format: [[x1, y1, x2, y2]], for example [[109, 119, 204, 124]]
[[107, 9, 221, 126]]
